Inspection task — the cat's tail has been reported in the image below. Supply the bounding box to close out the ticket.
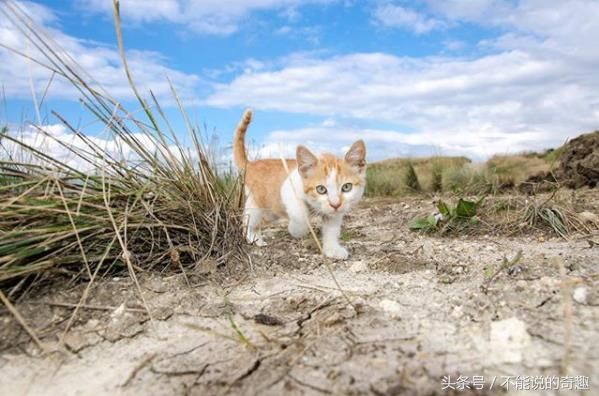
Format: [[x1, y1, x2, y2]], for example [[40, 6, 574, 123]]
[[233, 109, 252, 168]]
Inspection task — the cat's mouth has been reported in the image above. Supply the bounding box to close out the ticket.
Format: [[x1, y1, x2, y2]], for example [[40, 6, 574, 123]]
[[307, 201, 347, 215], [324, 203, 349, 215]]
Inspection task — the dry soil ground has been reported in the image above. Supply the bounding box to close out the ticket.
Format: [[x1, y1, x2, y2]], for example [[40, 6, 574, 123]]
[[1, 195, 598, 396]]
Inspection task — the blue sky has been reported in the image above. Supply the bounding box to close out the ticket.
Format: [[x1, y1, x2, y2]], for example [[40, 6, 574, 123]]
[[2, 0, 599, 163]]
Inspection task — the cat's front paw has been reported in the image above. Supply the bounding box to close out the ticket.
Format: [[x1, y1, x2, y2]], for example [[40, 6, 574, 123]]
[[246, 235, 268, 246], [254, 238, 268, 247], [324, 245, 349, 260]]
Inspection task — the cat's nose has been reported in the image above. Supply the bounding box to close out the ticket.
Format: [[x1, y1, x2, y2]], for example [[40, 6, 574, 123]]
[[329, 201, 341, 210]]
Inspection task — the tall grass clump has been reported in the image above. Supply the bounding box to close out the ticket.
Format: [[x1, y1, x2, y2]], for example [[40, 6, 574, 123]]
[[430, 159, 443, 192], [365, 156, 471, 197], [365, 165, 401, 196], [442, 164, 495, 195], [0, 1, 245, 295], [486, 154, 551, 186], [403, 161, 421, 192]]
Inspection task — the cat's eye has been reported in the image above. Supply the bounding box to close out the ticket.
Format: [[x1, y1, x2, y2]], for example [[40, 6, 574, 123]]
[[315, 185, 327, 194], [341, 183, 353, 192]]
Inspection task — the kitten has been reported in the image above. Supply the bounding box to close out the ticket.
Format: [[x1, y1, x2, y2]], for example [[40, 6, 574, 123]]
[[233, 109, 367, 260]]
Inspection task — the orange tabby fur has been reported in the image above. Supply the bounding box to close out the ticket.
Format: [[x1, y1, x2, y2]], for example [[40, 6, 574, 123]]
[[233, 109, 367, 259], [234, 110, 295, 217]]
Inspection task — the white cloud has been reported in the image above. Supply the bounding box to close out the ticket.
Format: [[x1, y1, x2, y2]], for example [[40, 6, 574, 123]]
[[0, 1, 203, 104], [2, 123, 138, 171], [206, 0, 599, 158], [261, 123, 553, 161], [1, 122, 205, 172], [373, 3, 446, 34], [428, 0, 599, 58], [78, 0, 335, 35]]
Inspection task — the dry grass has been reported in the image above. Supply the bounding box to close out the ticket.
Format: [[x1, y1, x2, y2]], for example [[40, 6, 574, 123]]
[[409, 191, 597, 238], [367, 149, 562, 197], [486, 153, 553, 185], [0, 0, 246, 299], [366, 156, 471, 196]]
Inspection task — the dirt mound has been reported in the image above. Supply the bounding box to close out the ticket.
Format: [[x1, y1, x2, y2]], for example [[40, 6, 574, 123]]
[[557, 131, 599, 188], [519, 131, 599, 193]]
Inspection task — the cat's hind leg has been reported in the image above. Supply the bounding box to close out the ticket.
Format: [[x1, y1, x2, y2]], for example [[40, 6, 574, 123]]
[[244, 194, 267, 246]]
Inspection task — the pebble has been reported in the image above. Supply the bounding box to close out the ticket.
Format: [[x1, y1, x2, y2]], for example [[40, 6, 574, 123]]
[[349, 261, 369, 273], [422, 241, 434, 257], [379, 231, 395, 242], [578, 211, 599, 224], [572, 287, 588, 304], [540, 276, 557, 288], [489, 317, 531, 363], [379, 299, 402, 319]]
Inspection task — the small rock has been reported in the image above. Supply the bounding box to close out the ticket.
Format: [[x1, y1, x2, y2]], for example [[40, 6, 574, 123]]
[[540, 276, 557, 288], [507, 265, 525, 276], [379, 299, 402, 319], [254, 313, 284, 326], [352, 297, 369, 314], [323, 312, 343, 326], [578, 211, 599, 225], [452, 265, 464, 275], [489, 317, 531, 364], [451, 306, 463, 319], [572, 287, 588, 304], [422, 241, 434, 257], [349, 261, 368, 273], [379, 231, 395, 242], [111, 303, 126, 318], [86, 319, 100, 328], [515, 280, 527, 291], [342, 303, 358, 319], [63, 331, 102, 352]]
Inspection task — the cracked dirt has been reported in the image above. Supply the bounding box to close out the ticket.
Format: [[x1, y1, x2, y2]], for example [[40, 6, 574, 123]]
[[1, 194, 598, 395]]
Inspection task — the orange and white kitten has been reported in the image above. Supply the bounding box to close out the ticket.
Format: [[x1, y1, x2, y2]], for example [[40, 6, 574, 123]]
[[233, 110, 367, 260]]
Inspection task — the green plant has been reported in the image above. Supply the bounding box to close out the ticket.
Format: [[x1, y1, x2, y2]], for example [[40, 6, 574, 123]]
[[408, 197, 483, 233]]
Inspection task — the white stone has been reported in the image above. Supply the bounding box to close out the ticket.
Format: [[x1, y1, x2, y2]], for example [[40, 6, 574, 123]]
[[110, 303, 125, 318], [422, 241, 434, 257], [379, 299, 402, 319], [572, 287, 588, 304], [489, 317, 531, 364], [349, 261, 369, 273]]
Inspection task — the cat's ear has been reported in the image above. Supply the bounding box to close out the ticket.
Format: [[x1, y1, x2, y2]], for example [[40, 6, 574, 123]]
[[296, 145, 319, 177], [345, 140, 366, 171]]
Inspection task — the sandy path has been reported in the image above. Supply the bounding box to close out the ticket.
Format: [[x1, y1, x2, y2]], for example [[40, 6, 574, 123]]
[[1, 198, 598, 395]]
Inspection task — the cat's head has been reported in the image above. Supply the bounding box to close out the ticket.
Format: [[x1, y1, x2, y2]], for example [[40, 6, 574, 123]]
[[296, 140, 367, 216]]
